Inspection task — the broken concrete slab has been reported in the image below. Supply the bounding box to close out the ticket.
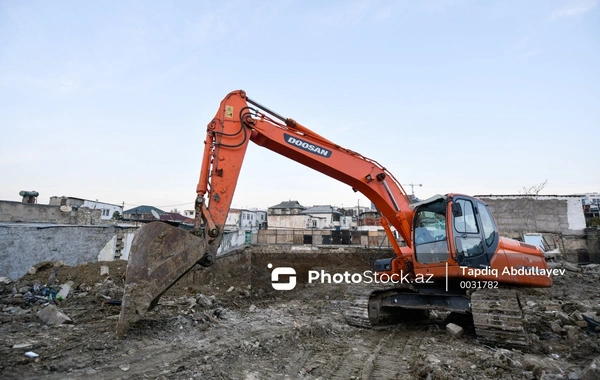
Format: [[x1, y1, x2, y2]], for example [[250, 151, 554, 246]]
[[563, 262, 581, 272], [446, 323, 464, 338], [37, 304, 73, 325], [100, 265, 109, 276]]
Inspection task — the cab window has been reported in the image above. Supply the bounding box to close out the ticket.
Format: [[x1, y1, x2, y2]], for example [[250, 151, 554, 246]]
[[478, 203, 496, 247], [453, 199, 483, 257], [454, 199, 478, 234]]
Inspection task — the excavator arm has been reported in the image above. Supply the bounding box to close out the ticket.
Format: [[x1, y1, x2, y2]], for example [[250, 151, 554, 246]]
[[117, 90, 415, 336], [196, 90, 414, 251]]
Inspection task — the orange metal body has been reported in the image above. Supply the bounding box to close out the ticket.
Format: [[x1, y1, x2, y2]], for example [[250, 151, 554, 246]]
[[195, 90, 552, 289]]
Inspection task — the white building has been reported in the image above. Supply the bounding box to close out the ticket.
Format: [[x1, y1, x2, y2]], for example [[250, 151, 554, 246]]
[[301, 205, 342, 229], [226, 208, 265, 232], [49, 196, 123, 220], [577, 192, 600, 211]]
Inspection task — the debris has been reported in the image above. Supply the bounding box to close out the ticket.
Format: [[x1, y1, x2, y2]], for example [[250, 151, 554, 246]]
[[24, 351, 39, 358], [581, 356, 600, 380], [195, 294, 212, 309], [119, 364, 130, 372], [213, 307, 227, 319], [544, 249, 561, 259], [12, 342, 34, 349], [100, 265, 109, 276], [562, 262, 581, 272], [203, 311, 221, 324], [446, 323, 464, 338], [18, 286, 30, 294], [249, 304, 257, 312], [56, 281, 74, 300], [226, 286, 235, 293], [557, 311, 573, 326], [46, 269, 58, 286], [427, 354, 441, 364], [582, 314, 600, 333], [550, 321, 563, 334], [37, 304, 73, 325], [27, 267, 37, 275]]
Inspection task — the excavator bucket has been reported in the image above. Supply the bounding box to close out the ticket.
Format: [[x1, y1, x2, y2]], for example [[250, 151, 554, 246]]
[[116, 221, 209, 338]]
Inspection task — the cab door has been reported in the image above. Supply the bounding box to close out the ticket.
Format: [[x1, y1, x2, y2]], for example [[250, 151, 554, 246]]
[[451, 197, 498, 268]]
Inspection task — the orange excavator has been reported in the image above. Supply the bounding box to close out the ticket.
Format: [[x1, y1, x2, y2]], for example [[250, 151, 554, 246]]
[[117, 90, 552, 347]]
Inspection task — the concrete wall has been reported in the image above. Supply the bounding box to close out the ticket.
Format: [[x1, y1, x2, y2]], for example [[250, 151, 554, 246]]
[[0, 201, 71, 224], [478, 196, 587, 258], [0, 224, 137, 280], [268, 214, 308, 229], [0, 200, 112, 225], [478, 196, 585, 235]]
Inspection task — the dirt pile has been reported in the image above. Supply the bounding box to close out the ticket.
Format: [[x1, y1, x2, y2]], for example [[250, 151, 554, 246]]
[[0, 255, 599, 379]]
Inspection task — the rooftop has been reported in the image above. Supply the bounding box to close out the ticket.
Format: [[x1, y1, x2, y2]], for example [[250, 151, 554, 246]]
[[268, 200, 305, 210]]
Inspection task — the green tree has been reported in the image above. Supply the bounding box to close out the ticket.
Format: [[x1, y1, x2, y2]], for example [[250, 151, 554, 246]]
[[112, 210, 122, 220]]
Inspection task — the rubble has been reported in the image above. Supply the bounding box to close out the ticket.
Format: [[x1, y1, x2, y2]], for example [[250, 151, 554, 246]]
[[56, 281, 74, 300], [0, 258, 598, 379], [446, 323, 464, 338], [37, 304, 73, 325]]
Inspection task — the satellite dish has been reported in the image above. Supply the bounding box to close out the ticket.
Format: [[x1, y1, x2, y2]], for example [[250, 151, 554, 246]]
[[151, 210, 160, 220], [60, 205, 72, 212]]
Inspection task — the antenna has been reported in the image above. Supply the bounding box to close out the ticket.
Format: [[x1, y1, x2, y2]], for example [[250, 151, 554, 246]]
[[407, 183, 422, 197]]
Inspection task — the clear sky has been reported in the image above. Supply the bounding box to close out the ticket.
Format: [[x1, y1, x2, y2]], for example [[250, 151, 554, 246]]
[[1, 0, 598, 212]]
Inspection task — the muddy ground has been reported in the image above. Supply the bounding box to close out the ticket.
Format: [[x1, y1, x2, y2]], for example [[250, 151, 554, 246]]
[[1, 249, 599, 380]]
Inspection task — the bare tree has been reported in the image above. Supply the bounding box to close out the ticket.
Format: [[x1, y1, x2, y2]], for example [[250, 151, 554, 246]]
[[517, 180, 548, 233], [518, 179, 548, 197]]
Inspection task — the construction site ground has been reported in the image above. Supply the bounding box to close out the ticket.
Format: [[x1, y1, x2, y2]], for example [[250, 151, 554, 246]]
[[1, 248, 599, 380]]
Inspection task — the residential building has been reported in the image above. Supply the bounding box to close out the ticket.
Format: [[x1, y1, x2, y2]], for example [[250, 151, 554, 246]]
[[225, 208, 266, 232], [301, 205, 343, 229], [357, 210, 381, 227], [49, 196, 123, 220], [267, 200, 306, 229], [256, 210, 267, 229], [123, 205, 166, 221]]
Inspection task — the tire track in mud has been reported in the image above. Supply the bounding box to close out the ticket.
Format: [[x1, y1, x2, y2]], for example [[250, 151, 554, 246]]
[[368, 334, 422, 379], [327, 329, 422, 380]]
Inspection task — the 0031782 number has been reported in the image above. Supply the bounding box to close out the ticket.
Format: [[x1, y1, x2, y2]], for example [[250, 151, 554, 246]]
[[459, 280, 498, 289]]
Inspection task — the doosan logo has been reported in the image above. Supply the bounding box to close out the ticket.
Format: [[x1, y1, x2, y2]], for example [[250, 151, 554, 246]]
[[268, 263, 297, 291], [284, 133, 331, 158]]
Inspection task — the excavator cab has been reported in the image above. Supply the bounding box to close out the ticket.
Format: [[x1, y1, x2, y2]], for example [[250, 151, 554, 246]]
[[450, 196, 499, 268], [411, 194, 501, 268]]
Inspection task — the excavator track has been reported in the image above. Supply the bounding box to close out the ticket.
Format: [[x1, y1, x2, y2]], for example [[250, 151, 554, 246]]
[[345, 284, 530, 349], [344, 283, 420, 329], [471, 288, 529, 348]]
